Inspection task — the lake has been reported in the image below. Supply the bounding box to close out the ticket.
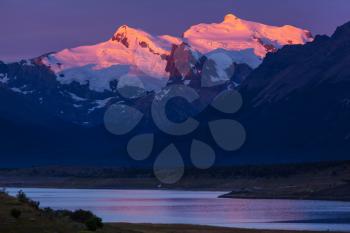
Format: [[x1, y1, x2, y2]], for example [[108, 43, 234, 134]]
[[6, 188, 350, 232]]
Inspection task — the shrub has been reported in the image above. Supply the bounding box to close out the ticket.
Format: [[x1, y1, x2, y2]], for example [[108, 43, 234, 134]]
[[69, 209, 103, 231], [42, 207, 55, 219], [16, 190, 29, 203], [71, 209, 95, 223], [13, 192, 103, 231], [11, 208, 22, 219], [16, 190, 40, 209], [42, 207, 54, 214], [28, 200, 40, 210], [85, 217, 103, 231]]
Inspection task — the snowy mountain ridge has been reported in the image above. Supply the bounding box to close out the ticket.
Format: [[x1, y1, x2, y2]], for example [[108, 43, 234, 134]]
[[41, 13, 313, 93], [0, 13, 313, 126]]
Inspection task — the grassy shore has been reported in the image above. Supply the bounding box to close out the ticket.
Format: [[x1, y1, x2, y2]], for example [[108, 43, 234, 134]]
[[0, 190, 345, 233], [0, 191, 82, 233]]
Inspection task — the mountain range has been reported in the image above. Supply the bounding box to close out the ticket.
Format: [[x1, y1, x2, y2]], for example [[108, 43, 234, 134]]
[[0, 14, 348, 167]]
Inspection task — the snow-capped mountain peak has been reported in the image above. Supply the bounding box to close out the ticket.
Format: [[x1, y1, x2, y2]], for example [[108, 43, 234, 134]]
[[42, 25, 181, 92], [184, 13, 313, 61], [111, 25, 176, 52], [223, 13, 240, 22], [0, 13, 316, 127], [40, 13, 313, 94]]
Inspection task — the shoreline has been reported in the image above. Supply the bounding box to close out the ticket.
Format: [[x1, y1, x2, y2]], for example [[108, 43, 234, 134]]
[[1, 160, 350, 202], [218, 183, 350, 202], [219, 194, 350, 202], [3, 185, 231, 192], [104, 223, 348, 233], [1, 188, 349, 233], [5, 186, 350, 203]]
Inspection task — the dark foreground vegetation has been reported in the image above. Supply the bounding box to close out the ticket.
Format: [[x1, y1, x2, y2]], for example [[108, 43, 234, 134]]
[[0, 189, 345, 233], [0, 189, 103, 232]]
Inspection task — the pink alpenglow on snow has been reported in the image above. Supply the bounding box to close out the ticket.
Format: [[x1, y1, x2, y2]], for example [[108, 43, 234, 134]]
[[184, 14, 313, 58], [43, 13, 313, 93]]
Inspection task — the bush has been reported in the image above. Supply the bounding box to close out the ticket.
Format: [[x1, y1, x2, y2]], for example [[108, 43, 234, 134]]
[[85, 217, 103, 231], [28, 200, 40, 209], [13, 192, 103, 231], [16, 190, 29, 203], [42, 207, 54, 214], [71, 209, 95, 223], [11, 208, 22, 219], [69, 209, 103, 231], [16, 190, 40, 209], [54, 209, 73, 218], [42, 207, 55, 219]]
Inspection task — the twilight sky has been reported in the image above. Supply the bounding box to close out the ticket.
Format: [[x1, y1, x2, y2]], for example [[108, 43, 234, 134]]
[[0, 0, 349, 62]]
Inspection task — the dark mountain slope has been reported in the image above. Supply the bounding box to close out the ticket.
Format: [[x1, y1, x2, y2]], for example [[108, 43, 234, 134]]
[[237, 21, 350, 162]]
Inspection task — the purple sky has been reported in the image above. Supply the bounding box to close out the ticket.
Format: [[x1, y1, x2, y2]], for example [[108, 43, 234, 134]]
[[0, 0, 349, 62]]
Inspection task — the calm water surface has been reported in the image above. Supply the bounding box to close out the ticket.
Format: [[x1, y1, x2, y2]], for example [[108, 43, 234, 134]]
[[7, 188, 350, 232]]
